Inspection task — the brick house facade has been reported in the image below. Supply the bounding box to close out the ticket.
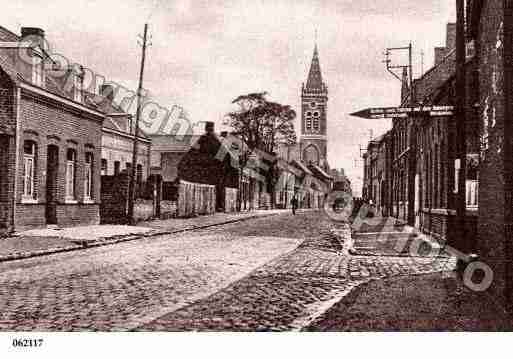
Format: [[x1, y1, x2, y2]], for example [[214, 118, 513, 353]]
[[0, 26, 105, 233]]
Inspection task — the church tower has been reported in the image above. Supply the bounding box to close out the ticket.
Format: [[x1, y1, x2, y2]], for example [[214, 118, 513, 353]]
[[300, 43, 329, 171]]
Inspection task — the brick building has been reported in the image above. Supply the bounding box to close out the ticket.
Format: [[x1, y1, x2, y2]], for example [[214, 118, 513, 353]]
[[0, 26, 105, 233], [362, 21, 480, 245], [98, 85, 151, 195]]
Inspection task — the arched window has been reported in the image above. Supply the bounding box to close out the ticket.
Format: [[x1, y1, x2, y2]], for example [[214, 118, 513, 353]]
[[305, 115, 312, 131], [303, 145, 319, 165], [313, 118, 320, 132], [66, 148, 76, 200], [84, 152, 93, 200], [23, 140, 37, 199]]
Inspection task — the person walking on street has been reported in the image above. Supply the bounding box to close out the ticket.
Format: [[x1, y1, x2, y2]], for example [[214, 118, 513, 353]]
[[291, 194, 298, 215]]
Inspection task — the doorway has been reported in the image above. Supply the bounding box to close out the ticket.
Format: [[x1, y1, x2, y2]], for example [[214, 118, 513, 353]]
[[45, 145, 59, 224]]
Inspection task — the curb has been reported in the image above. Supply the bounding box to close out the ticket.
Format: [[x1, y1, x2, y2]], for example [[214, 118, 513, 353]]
[[0, 212, 281, 264]]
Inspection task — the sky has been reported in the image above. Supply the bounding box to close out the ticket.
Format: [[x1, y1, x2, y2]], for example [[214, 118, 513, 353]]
[[2, 0, 456, 195]]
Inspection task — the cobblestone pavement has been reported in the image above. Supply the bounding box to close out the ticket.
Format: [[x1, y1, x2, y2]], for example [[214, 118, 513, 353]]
[[138, 217, 456, 331], [0, 227, 302, 331], [0, 212, 457, 331]]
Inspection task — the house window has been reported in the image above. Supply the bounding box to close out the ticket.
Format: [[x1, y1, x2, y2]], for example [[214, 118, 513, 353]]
[[66, 148, 76, 200], [114, 161, 120, 175], [84, 152, 93, 200], [23, 140, 37, 199], [126, 162, 132, 173], [32, 53, 44, 87], [101, 158, 107, 176], [466, 180, 478, 208]]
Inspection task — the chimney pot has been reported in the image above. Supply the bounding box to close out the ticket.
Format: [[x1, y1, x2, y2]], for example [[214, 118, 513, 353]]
[[205, 121, 215, 134], [100, 84, 115, 101]]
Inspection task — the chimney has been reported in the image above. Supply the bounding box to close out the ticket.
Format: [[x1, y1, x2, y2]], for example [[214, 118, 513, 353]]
[[21, 27, 45, 39], [446, 23, 457, 50], [100, 84, 115, 102], [205, 121, 215, 134], [434, 46, 448, 65]]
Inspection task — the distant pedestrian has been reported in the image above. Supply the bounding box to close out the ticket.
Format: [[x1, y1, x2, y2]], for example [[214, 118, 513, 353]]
[[291, 195, 298, 215]]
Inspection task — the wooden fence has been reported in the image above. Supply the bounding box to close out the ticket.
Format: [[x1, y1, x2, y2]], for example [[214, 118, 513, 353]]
[[177, 180, 216, 217], [224, 187, 238, 212]]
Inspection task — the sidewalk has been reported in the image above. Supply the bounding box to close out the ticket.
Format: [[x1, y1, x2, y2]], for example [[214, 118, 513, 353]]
[[305, 216, 511, 331], [350, 216, 447, 257], [0, 209, 289, 262], [307, 271, 511, 331]]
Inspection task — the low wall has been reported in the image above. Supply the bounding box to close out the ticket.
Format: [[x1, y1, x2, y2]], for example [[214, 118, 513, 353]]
[[134, 199, 154, 222], [160, 200, 177, 219], [100, 174, 129, 224]]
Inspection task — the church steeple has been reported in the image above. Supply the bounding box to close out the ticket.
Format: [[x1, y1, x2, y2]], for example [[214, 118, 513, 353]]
[[300, 39, 329, 171], [305, 43, 326, 91]]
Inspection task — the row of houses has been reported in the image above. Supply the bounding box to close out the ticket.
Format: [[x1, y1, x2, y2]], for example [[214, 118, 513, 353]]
[[362, 0, 513, 310], [363, 20, 476, 243], [0, 25, 337, 234]]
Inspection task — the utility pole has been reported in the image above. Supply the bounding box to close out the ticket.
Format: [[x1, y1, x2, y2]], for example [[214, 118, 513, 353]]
[[406, 42, 417, 226], [454, 0, 467, 250], [128, 23, 150, 224], [384, 42, 415, 224]]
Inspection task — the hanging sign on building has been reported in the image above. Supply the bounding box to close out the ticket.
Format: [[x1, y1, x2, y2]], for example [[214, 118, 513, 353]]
[[350, 105, 454, 119]]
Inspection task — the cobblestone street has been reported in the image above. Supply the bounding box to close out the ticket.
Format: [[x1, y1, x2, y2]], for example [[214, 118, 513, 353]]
[[0, 211, 456, 331], [138, 213, 455, 331], [0, 216, 302, 331]]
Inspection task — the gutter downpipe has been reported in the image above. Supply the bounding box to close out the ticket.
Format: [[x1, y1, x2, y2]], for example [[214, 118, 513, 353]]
[[11, 85, 21, 233]]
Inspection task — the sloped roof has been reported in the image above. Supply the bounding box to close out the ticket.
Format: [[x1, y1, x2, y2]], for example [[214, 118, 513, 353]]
[[149, 134, 199, 152], [309, 163, 333, 181], [290, 159, 312, 176]]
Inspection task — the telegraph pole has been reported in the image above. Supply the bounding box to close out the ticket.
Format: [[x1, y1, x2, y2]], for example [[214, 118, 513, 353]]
[[128, 23, 149, 224], [407, 42, 417, 226]]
